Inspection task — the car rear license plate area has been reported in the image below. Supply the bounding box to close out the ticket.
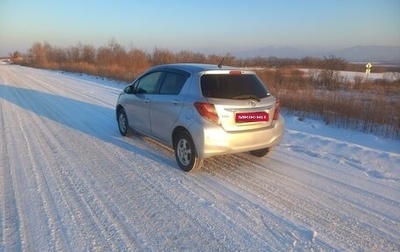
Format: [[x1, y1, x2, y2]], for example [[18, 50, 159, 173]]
[[235, 112, 269, 123]]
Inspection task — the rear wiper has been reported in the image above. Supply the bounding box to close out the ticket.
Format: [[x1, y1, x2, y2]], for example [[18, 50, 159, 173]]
[[232, 95, 261, 102]]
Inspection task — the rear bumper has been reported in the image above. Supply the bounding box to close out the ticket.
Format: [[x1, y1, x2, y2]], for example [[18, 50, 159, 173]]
[[191, 116, 285, 158]]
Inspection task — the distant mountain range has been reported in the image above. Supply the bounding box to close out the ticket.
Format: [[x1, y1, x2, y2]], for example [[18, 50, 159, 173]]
[[234, 45, 400, 64]]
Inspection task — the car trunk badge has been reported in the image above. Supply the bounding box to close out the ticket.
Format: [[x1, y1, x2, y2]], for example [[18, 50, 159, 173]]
[[249, 100, 257, 107]]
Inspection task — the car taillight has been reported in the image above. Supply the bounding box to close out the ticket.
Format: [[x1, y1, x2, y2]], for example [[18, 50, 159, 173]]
[[194, 102, 220, 125], [229, 70, 243, 75], [273, 99, 281, 121]]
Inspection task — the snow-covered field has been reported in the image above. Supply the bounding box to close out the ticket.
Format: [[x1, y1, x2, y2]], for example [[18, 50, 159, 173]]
[[1, 64, 399, 251]]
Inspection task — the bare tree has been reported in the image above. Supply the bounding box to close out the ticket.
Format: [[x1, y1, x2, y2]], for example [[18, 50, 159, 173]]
[[151, 48, 176, 65], [28, 42, 47, 66], [316, 55, 347, 90], [82, 45, 96, 64]]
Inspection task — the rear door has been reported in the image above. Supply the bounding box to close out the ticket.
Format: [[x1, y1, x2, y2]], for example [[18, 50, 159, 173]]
[[150, 69, 190, 142], [201, 72, 276, 132]]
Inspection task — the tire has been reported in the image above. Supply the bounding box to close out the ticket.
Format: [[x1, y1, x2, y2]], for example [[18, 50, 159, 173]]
[[174, 132, 203, 172], [117, 108, 131, 136], [249, 147, 272, 157]]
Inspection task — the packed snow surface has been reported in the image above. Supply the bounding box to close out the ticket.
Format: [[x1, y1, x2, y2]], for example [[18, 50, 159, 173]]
[[1, 65, 399, 251]]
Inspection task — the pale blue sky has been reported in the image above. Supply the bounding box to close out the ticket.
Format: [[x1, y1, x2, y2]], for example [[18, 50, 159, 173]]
[[0, 0, 399, 56]]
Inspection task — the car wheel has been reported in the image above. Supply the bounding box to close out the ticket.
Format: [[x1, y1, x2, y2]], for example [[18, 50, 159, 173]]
[[249, 147, 272, 157], [117, 108, 130, 136], [174, 132, 203, 172]]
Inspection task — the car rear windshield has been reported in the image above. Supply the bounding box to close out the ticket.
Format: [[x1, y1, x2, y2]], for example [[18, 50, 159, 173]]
[[200, 74, 270, 99]]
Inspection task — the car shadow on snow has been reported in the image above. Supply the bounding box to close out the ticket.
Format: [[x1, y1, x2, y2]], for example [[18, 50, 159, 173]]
[[0, 84, 177, 170]]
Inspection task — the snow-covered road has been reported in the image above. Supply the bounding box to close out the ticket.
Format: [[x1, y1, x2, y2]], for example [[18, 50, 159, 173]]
[[1, 65, 399, 251]]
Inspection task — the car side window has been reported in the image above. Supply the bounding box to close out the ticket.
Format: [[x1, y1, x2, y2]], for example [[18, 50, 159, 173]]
[[159, 72, 189, 95], [134, 71, 163, 94]]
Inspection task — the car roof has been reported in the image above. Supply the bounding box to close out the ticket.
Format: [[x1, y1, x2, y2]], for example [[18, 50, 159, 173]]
[[151, 63, 241, 73]]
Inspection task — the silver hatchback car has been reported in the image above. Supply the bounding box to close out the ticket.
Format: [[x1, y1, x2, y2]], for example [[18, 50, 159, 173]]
[[116, 63, 284, 172]]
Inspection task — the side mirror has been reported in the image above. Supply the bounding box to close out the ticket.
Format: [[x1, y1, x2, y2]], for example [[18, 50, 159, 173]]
[[123, 86, 134, 94]]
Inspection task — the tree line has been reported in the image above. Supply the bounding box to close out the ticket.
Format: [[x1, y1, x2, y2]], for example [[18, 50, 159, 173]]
[[10, 40, 398, 82], [9, 40, 400, 139]]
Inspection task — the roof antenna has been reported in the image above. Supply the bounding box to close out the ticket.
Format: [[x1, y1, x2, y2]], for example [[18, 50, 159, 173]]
[[218, 57, 225, 69]]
